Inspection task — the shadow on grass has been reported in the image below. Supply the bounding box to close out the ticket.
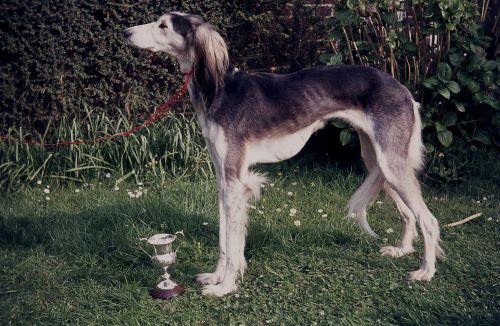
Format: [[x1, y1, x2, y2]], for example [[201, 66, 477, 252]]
[[0, 197, 368, 276]]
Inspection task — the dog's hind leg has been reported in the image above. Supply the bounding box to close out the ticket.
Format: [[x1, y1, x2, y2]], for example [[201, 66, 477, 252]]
[[380, 185, 418, 257], [370, 104, 442, 281], [352, 131, 418, 256], [348, 131, 383, 237]]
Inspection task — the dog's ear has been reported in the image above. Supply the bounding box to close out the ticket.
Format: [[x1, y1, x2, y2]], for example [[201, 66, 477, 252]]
[[186, 14, 204, 27], [193, 22, 228, 105]]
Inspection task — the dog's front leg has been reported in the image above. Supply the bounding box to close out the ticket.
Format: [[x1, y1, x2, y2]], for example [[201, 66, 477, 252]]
[[196, 142, 227, 286], [202, 178, 249, 296], [196, 177, 227, 285]]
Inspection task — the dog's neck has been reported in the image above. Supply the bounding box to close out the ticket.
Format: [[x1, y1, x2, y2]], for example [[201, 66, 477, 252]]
[[187, 63, 236, 113]]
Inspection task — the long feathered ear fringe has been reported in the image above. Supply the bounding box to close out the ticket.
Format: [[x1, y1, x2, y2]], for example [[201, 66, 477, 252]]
[[193, 22, 229, 107]]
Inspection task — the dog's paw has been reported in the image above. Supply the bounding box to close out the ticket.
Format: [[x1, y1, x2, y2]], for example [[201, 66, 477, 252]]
[[202, 283, 237, 297], [380, 246, 415, 258], [409, 267, 435, 282], [196, 272, 223, 285]]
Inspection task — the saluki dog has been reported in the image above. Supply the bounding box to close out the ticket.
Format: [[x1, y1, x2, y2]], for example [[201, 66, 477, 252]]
[[125, 12, 443, 296]]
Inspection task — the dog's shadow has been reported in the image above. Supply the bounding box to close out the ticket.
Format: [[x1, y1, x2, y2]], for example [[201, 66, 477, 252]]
[[0, 197, 367, 289]]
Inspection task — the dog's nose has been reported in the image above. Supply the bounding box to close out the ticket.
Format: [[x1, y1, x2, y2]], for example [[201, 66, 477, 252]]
[[124, 29, 133, 38]]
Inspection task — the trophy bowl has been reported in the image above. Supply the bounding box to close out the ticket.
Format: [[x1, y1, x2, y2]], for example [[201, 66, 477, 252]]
[[141, 231, 185, 299]]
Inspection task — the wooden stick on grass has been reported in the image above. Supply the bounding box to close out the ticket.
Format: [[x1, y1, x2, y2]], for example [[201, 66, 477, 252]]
[[445, 213, 483, 228]]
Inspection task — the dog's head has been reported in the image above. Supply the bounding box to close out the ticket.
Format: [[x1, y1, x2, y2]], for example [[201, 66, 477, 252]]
[[124, 12, 228, 80]]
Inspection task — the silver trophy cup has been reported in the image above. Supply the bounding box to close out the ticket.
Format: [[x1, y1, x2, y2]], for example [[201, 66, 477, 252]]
[[141, 231, 185, 299]]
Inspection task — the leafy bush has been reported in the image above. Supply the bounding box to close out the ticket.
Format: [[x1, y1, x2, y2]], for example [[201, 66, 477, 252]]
[[0, 0, 300, 132], [320, 0, 499, 182]]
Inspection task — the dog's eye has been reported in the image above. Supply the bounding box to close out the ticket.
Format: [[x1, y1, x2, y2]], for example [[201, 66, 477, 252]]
[[159, 23, 167, 29]]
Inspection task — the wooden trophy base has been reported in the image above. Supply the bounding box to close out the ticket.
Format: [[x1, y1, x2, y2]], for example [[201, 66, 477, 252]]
[[149, 284, 185, 299]]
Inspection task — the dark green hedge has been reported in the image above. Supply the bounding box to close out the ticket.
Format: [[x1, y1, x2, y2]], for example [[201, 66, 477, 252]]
[[1, 0, 330, 133]]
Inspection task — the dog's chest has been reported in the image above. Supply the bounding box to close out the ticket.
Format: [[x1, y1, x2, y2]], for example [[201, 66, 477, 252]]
[[245, 121, 324, 164]]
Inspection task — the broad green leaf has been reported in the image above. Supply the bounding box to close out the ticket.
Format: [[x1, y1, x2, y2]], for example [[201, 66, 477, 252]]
[[443, 112, 457, 127], [492, 113, 500, 126], [438, 87, 450, 99], [437, 63, 452, 81], [329, 30, 343, 40], [455, 102, 465, 112], [470, 43, 483, 55], [467, 81, 480, 93], [424, 143, 435, 153], [340, 129, 351, 146], [330, 53, 344, 65], [468, 54, 482, 67], [437, 130, 453, 147], [446, 81, 460, 94], [457, 71, 473, 86], [435, 121, 446, 132], [319, 53, 333, 64], [473, 129, 491, 145], [483, 71, 494, 87], [484, 60, 497, 71], [423, 76, 439, 89], [331, 120, 348, 128], [483, 98, 500, 110], [448, 53, 463, 66]]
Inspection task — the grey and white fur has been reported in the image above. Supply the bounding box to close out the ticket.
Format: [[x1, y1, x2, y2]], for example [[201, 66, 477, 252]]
[[125, 12, 443, 297]]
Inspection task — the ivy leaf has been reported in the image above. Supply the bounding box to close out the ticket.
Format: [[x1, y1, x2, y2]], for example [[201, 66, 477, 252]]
[[437, 63, 452, 81], [438, 87, 450, 99], [340, 129, 351, 146], [437, 130, 453, 147]]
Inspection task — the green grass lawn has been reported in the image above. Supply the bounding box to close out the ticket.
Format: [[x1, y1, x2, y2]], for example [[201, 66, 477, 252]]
[[1, 165, 499, 325]]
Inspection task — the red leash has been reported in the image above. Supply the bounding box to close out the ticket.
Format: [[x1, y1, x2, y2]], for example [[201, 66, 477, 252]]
[[0, 73, 193, 148]]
